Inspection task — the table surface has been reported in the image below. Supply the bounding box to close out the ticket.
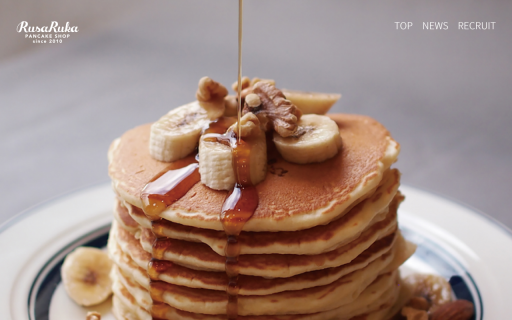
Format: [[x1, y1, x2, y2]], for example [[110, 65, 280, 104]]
[[1, 0, 511, 229]]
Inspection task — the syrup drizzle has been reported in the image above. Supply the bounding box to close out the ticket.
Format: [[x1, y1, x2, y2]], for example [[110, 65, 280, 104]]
[[141, 1, 254, 318], [142, 132, 258, 320], [140, 155, 202, 311], [237, 0, 244, 142], [203, 116, 237, 135], [221, 136, 258, 320], [140, 157, 200, 220]]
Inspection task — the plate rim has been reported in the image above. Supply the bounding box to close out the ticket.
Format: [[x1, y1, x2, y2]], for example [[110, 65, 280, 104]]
[[0, 181, 110, 235], [400, 183, 512, 238]]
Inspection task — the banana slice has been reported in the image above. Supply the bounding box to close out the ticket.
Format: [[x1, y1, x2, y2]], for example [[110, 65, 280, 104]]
[[273, 114, 342, 164], [199, 114, 267, 190], [198, 135, 236, 190], [149, 101, 210, 162], [282, 89, 341, 115], [61, 247, 113, 307]]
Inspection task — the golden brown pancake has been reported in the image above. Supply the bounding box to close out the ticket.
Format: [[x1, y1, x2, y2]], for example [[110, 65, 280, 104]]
[[110, 228, 408, 316], [150, 270, 398, 316], [119, 197, 152, 230], [108, 229, 149, 289], [112, 276, 152, 320], [115, 206, 397, 278], [112, 221, 151, 271], [113, 198, 140, 233], [107, 112, 413, 320], [151, 233, 401, 296], [149, 289, 398, 320], [109, 218, 409, 296], [112, 295, 139, 320], [108, 114, 400, 232], [113, 276, 399, 320], [114, 265, 152, 311], [117, 169, 401, 256]]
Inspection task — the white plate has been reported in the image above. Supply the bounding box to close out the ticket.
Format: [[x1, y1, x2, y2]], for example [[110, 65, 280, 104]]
[[1, 184, 511, 320]]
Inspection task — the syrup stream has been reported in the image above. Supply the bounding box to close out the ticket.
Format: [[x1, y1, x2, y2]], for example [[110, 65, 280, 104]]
[[141, 2, 254, 318], [237, 0, 243, 142]]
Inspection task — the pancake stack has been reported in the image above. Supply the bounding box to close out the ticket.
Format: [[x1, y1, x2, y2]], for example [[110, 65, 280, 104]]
[[107, 113, 415, 320]]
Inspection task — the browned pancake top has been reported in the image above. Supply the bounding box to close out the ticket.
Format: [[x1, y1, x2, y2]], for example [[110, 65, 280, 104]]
[[109, 114, 394, 223], [144, 169, 399, 252]]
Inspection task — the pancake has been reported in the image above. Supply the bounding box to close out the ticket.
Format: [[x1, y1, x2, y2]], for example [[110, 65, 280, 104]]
[[118, 169, 401, 256], [151, 269, 399, 316], [114, 204, 397, 278], [113, 262, 399, 318], [112, 295, 140, 320], [109, 218, 408, 296], [119, 197, 152, 230], [108, 114, 400, 232], [108, 228, 149, 289], [107, 111, 413, 320], [113, 276, 399, 320], [151, 286, 398, 320], [113, 199, 140, 233], [111, 221, 151, 271], [112, 275, 152, 320], [151, 233, 402, 296], [113, 265, 152, 311], [380, 232, 417, 275]]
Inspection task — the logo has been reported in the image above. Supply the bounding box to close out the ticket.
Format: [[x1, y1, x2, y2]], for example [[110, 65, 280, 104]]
[[17, 21, 79, 44]]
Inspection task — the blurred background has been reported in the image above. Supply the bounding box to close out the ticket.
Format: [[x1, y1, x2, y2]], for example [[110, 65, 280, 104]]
[[1, 0, 511, 228]]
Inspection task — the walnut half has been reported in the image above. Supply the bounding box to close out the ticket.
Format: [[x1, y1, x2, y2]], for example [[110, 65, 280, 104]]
[[231, 77, 276, 106], [243, 82, 302, 137], [231, 76, 275, 92], [196, 76, 228, 120], [401, 307, 428, 320], [230, 112, 263, 139]]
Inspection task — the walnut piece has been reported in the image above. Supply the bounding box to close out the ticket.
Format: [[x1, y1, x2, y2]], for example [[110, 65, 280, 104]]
[[196, 76, 228, 119], [231, 77, 275, 92], [404, 273, 453, 310], [231, 77, 253, 104], [401, 306, 428, 320], [86, 311, 101, 320], [406, 296, 430, 311], [243, 82, 302, 137], [230, 112, 263, 139], [245, 93, 261, 108], [231, 76, 251, 92], [250, 77, 275, 87], [231, 77, 276, 105], [224, 95, 238, 117], [224, 92, 261, 118]]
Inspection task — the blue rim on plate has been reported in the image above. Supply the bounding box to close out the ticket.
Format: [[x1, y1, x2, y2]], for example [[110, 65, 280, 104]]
[[28, 225, 482, 320], [401, 228, 482, 320], [28, 224, 111, 320]]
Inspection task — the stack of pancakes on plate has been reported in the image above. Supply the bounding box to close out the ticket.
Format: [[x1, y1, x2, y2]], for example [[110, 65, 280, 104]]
[[107, 114, 416, 320]]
